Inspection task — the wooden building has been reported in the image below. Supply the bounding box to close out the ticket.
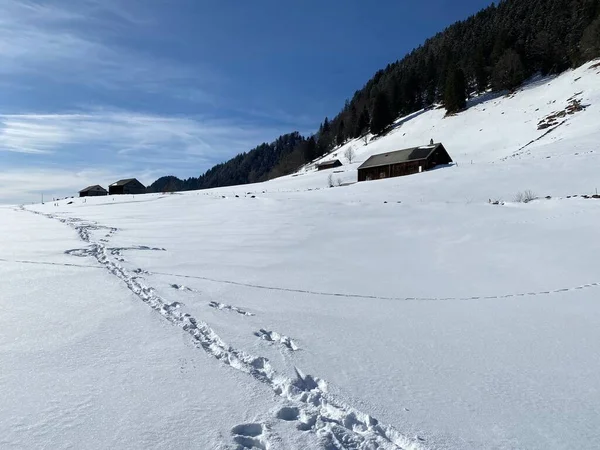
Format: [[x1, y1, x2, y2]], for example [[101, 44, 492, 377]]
[[357, 143, 452, 182], [316, 159, 343, 171], [79, 185, 108, 197], [108, 178, 146, 195]]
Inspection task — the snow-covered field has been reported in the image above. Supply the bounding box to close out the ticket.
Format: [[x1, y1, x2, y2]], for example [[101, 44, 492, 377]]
[[2, 60, 600, 450]]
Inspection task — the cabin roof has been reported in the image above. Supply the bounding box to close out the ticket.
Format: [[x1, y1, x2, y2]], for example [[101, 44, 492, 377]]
[[110, 178, 138, 187], [79, 185, 107, 193], [357, 143, 445, 170]]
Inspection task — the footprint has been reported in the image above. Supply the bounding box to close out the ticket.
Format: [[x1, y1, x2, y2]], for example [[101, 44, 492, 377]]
[[209, 301, 255, 316], [163, 301, 182, 310], [64, 248, 93, 258], [254, 329, 299, 351], [170, 283, 194, 292], [233, 436, 266, 450], [276, 406, 299, 421], [232, 423, 263, 437], [231, 423, 267, 450], [296, 409, 318, 430]]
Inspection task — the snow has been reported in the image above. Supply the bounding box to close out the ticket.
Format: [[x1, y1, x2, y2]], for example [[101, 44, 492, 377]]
[[2, 60, 600, 449]]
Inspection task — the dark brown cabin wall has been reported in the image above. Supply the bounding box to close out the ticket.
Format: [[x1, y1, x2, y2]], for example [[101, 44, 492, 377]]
[[80, 189, 107, 197], [109, 186, 125, 195], [358, 165, 390, 181], [390, 160, 424, 177], [123, 183, 145, 195]]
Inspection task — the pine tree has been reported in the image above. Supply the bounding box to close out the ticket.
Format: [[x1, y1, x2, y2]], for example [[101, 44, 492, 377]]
[[580, 16, 600, 60], [492, 49, 526, 90], [318, 117, 333, 151], [370, 92, 393, 135], [531, 31, 555, 75], [348, 104, 358, 138], [302, 136, 317, 162], [356, 107, 370, 137], [424, 54, 438, 104], [336, 120, 345, 146], [444, 67, 467, 114], [474, 46, 489, 93]]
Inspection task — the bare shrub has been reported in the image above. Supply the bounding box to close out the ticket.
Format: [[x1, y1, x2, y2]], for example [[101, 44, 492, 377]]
[[336, 178, 342, 187], [523, 190, 536, 202], [344, 146, 356, 163], [514, 190, 536, 203], [327, 173, 334, 188]]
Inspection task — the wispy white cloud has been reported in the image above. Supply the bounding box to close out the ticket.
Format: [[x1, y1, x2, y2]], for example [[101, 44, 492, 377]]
[[0, 118, 67, 154], [0, 0, 218, 94], [81, 0, 156, 27], [0, 111, 285, 161], [0, 1, 315, 205], [0, 110, 292, 203], [0, 166, 162, 205]]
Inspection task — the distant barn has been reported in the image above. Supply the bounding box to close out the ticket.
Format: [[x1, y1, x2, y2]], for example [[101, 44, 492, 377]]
[[79, 185, 108, 197], [109, 178, 146, 195], [316, 159, 343, 171], [357, 143, 452, 182]]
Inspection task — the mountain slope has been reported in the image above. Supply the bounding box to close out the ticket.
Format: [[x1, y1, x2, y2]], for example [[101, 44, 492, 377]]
[[147, 132, 306, 193], [268, 60, 599, 195], [148, 0, 600, 192]]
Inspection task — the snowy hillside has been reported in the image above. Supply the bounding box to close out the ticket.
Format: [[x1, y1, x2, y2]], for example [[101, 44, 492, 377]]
[[270, 59, 600, 195], [2, 60, 600, 450]]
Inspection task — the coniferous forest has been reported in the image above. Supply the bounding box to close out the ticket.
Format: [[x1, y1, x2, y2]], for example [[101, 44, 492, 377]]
[[148, 0, 600, 193]]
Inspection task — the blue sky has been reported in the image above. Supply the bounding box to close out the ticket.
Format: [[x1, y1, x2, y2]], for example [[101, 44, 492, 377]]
[[0, 0, 494, 203]]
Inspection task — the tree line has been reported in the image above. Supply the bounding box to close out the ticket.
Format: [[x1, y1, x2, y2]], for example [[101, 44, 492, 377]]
[[148, 0, 600, 193]]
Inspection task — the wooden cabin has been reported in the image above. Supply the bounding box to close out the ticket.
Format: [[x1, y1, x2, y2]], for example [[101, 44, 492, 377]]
[[316, 159, 343, 171], [108, 178, 146, 195], [79, 185, 108, 197], [357, 143, 452, 182]]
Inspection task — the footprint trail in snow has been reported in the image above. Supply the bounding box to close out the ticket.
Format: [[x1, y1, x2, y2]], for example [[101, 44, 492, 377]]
[[27, 209, 425, 450]]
